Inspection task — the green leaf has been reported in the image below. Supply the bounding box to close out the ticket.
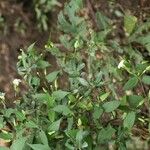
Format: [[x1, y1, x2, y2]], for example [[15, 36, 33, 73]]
[[135, 34, 150, 52], [0, 117, 4, 129], [47, 96, 55, 108], [39, 130, 48, 145], [124, 14, 137, 35], [76, 130, 88, 148], [98, 125, 116, 143], [28, 144, 50, 150], [15, 111, 26, 122], [33, 93, 51, 103], [48, 119, 61, 132], [0, 147, 9, 150], [10, 137, 27, 150], [103, 100, 120, 112], [25, 121, 38, 128], [135, 63, 149, 74], [52, 90, 69, 101], [123, 111, 136, 130], [53, 105, 73, 116], [46, 71, 59, 83], [127, 95, 144, 108], [48, 109, 55, 122], [123, 77, 138, 90], [27, 43, 35, 52], [142, 75, 150, 85], [31, 76, 40, 86], [100, 92, 110, 101], [0, 132, 13, 140], [37, 60, 50, 69], [78, 78, 89, 87], [96, 11, 111, 30], [93, 106, 103, 120], [65, 140, 75, 150], [4, 108, 15, 118]]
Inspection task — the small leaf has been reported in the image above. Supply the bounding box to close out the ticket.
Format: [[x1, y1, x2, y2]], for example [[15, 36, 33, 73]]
[[127, 95, 144, 108], [103, 100, 120, 112], [39, 130, 48, 145], [25, 121, 38, 128], [4, 108, 15, 118], [76, 130, 88, 148], [37, 60, 50, 69], [15, 111, 26, 122], [96, 11, 111, 30], [48, 110, 55, 122], [31, 76, 40, 86], [100, 92, 110, 101], [27, 43, 35, 52], [142, 75, 150, 85], [48, 119, 61, 132], [123, 111, 136, 129], [98, 125, 116, 143], [123, 77, 138, 90], [52, 90, 69, 101], [46, 71, 59, 83], [78, 78, 89, 87], [0, 132, 13, 140], [53, 105, 73, 116], [124, 14, 137, 35], [93, 106, 103, 120], [33, 93, 51, 103]]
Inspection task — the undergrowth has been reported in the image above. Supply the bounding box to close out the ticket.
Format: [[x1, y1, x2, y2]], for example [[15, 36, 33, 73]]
[[0, 0, 150, 149]]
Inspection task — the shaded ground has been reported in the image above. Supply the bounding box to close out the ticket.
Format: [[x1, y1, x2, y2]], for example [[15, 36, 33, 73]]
[[0, 0, 149, 107]]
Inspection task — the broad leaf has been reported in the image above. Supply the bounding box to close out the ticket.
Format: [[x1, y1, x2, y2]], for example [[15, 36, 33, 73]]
[[28, 144, 50, 150], [10, 137, 27, 150], [39, 130, 48, 145], [93, 106, 103, 120], [53, 105, 73, 116], [33, 93, 51, 103], [52, 90, 69, 101], [124, 14, 137, 35], [100, 92, 110, 101], [123, 111, 136, 130], [96, 11, 111, 30], [127, 95, 144, 108], [78, 78, 89, 87], [98, 125, 116, 143], [142, 75, 150, 85], [48, 119, 61, 132], [37, 60, 50, 69], [46, 71, 59, 83], [15, 111, 26, 122], [25, 121, 38, 128], [103, 100, 120, 112], [123, 77, 138, 90]]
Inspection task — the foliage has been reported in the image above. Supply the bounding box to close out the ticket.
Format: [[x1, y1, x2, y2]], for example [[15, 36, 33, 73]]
[[0, 0, 150, 149], [33, 0, 60, 31]]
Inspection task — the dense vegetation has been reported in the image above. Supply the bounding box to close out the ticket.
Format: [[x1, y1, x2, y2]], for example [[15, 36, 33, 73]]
[[0, 0, 150, 149]]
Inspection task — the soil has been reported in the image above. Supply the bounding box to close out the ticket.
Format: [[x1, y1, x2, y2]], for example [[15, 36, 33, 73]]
[[0, 0, 149, 107]]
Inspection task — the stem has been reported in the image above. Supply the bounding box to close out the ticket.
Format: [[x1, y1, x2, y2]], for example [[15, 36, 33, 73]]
[[139, 80, 147, 97]]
